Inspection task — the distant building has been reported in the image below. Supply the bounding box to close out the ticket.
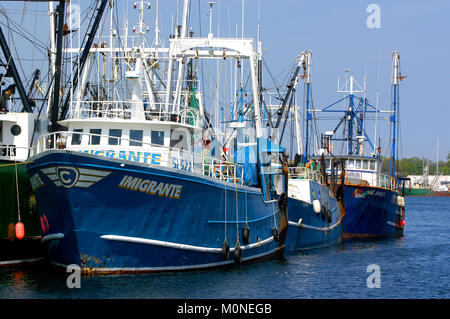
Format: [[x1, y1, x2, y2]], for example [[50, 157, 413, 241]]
[[407, 175, 450, 191]]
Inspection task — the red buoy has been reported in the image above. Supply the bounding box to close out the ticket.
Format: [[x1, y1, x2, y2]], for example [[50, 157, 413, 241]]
[[400, 220, 406, 227], [15, 222, 25, 240]]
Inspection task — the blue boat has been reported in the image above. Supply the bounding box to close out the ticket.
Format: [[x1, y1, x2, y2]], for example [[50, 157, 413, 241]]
[[307, 51, 407, 238], [27, 142, 288, 273], [286, 167, 345, 250], [310, 155, 404, 238], [25, 1, 289, 273], [260, 51, 345, 251]]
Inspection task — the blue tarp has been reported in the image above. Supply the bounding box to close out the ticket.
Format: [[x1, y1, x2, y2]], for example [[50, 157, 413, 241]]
[[257, 137, 284, 153], [236, 144, 258, 187]]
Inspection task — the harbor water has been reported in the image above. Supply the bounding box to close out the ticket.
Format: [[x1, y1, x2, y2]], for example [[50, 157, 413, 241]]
[[0, 197, 448, 299]]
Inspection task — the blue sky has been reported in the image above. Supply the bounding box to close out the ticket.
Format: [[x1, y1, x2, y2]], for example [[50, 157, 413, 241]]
[[0, 0, 448, 161]]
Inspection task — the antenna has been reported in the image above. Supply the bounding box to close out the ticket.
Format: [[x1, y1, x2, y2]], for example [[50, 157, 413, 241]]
[[257, 0, 261, 43], [241, 0, 244, 38], [132, 1, 151, 46], [155, 0, 160, 46], [206, 2, 216, 38], [374, 55, 381, 152]]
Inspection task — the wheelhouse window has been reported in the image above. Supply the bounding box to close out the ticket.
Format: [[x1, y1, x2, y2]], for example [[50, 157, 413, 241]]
[[347, 159, 354, 169], [362, 160, 369, 170], [89, 129, 102, 145], [355, 160, 361, 169], [129, 130, 143, 146], [370, 160, 376, 171], [108, 129, 122, 145], [152, 131, 165, 146], [71, 129, 83, 145]]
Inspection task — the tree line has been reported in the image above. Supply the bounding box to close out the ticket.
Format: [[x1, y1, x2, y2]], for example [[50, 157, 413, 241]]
[[380, 152, 450, 176]]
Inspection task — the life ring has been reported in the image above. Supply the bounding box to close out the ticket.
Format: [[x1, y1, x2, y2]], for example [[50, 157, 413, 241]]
[[242, 226, 250, 245], [234, 246, 242, 264], [221, 241, 229, 260]]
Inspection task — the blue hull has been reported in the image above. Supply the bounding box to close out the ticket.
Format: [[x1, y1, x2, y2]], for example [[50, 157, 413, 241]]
[[286, 181, 344, 250], [26, 151, 287, 273], [343, 184, 404, 238]]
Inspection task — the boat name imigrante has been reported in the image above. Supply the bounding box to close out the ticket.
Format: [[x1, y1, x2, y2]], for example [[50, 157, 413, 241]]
[[118, 175, 182, 199]]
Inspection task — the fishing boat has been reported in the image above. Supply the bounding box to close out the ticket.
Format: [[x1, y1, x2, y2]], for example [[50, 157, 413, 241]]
[[285, 163, 345, 249], [404, 159, 433, 196], [0, 20, 48, 266], [306, 51, 407, 238], [26, 0, 289, 273], [261, 51, 345, 250]]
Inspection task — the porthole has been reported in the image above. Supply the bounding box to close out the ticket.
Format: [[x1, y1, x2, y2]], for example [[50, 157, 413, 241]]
[[11, 124, 21, 136]]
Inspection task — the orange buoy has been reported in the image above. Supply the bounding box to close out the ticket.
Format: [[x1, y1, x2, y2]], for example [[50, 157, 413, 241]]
[[15, 221, 25, 240]]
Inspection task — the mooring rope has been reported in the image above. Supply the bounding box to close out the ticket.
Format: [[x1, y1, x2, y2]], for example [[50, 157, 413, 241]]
[[224, 179, 227, 244], [13, 154, 21, 223], [234, 178, 240, 247]]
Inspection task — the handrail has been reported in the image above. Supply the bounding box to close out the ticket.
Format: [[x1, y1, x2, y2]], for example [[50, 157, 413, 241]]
[[288, 166, 321, 183], [36, 131, 244, 185], [68, 100, 199, 127], [344, 170, 399, 191]]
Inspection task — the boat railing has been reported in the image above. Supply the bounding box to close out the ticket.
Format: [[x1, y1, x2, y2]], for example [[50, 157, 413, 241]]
[[35, 131, 244, 185], [204, 158, 244, 184], [379, 174, 399, 190], [344, 170, 399, 190], [288, 166, 321, 183], [68, 100, 199, 126]]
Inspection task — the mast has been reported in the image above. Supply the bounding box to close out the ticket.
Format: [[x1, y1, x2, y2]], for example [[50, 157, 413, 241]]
[[49, 0, 65, 132], [59, 0, 108, 121], [303, 50, 312, 162], [389, 51, 400, 178], [47, 1, 56, 116], [154, 0, 160, 47], [272, 52, 305, 145], [174, 0, 190, 114], [436, 138, 439, 178], [257, 0, 263, 129], [335, 74, 365, 156]]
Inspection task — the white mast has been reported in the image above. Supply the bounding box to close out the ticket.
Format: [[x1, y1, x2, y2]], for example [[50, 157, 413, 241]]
[[173, 0, 190, 114], [127, 1, 150, 120], [154, 0, 160, 46], [47, 2, 56, 115]]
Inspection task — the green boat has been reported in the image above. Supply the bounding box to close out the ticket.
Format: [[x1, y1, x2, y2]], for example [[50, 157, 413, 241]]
[[404, 186, 433, 196], [0, 19, 51, 266], [0, 112, 47, 266], [404, 159, 434, 196]]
